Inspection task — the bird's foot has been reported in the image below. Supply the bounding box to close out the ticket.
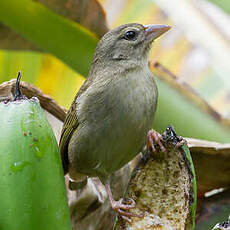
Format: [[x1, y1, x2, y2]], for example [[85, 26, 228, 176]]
[[147, 129, 166, 152], [111, 198, 144, 222], [175, 137, 187, 148]]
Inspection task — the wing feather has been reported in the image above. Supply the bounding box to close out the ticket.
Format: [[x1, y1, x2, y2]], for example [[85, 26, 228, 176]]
[[59, 77, 92, 174]]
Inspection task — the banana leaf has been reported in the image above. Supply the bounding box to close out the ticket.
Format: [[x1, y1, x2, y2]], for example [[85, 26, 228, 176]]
[[0, 0, 99, 76]]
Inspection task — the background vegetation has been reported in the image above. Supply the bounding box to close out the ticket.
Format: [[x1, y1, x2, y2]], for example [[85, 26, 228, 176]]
[[0, 0, 230, 229]]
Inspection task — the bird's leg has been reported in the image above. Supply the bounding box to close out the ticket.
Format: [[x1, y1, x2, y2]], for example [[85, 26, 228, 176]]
[[105, 181, 143, 222], [147, 129, 166, 152]]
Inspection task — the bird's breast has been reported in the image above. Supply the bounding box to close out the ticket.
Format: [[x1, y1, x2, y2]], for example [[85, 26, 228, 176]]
[[107, 69, 157, 125], [73, 68, 158, 176]]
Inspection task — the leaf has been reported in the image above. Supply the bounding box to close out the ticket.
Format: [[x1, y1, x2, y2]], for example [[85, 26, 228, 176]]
[[0, 24, 40, 51], [34, 0, 108, 38], [187, 138, 230, 195], [0, 0, 108, 51], [0, 0, 99, 76]]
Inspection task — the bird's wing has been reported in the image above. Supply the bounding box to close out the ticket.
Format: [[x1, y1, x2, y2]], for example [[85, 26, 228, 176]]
[[59, 99, 79, 174], [59, 77, 92, 174]]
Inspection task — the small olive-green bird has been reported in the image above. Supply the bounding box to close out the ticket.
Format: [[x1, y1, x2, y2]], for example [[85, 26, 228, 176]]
[[59, 23, 170, 219]]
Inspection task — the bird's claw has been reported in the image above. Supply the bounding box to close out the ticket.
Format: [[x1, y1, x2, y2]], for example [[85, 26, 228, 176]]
[[147, 129, 166, 152], [175, 137, 187, 148], [123, 197, 136, 208], [111, 198, 144, 222]]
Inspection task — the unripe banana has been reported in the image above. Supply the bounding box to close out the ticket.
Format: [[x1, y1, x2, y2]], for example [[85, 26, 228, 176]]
[[0, 73, 71, 230]]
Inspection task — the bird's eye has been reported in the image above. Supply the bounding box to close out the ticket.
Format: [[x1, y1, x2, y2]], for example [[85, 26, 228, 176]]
[[124, 31, 137, 40]]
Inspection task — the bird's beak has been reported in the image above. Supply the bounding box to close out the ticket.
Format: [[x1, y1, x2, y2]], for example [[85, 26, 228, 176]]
[[144, 24, 171, 41]]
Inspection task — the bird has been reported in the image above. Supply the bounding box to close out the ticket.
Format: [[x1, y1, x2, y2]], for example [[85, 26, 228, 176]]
[[59, 23, 170, 220]]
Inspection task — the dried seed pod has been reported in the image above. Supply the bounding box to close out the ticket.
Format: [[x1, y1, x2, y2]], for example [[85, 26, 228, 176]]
[[115, 126, 196, 230]]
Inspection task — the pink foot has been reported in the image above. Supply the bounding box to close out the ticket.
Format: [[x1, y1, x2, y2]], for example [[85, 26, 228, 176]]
[[105, 182, 144, 222], [111, 198, 144, 222], [175, 137, 187, 148], [147, 129, 166, 152]]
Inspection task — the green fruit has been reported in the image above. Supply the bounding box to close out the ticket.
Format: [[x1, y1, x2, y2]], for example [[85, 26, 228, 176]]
[[0, 96, 71, 230]]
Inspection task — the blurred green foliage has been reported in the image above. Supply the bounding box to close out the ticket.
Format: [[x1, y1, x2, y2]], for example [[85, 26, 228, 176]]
[[208, 0, 230, 15]]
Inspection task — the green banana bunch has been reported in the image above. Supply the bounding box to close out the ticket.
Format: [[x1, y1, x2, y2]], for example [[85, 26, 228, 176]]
[[0, 73, 71, 230]]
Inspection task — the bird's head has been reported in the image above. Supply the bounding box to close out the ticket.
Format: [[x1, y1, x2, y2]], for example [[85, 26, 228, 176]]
[[91, 23, 171, 70]]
